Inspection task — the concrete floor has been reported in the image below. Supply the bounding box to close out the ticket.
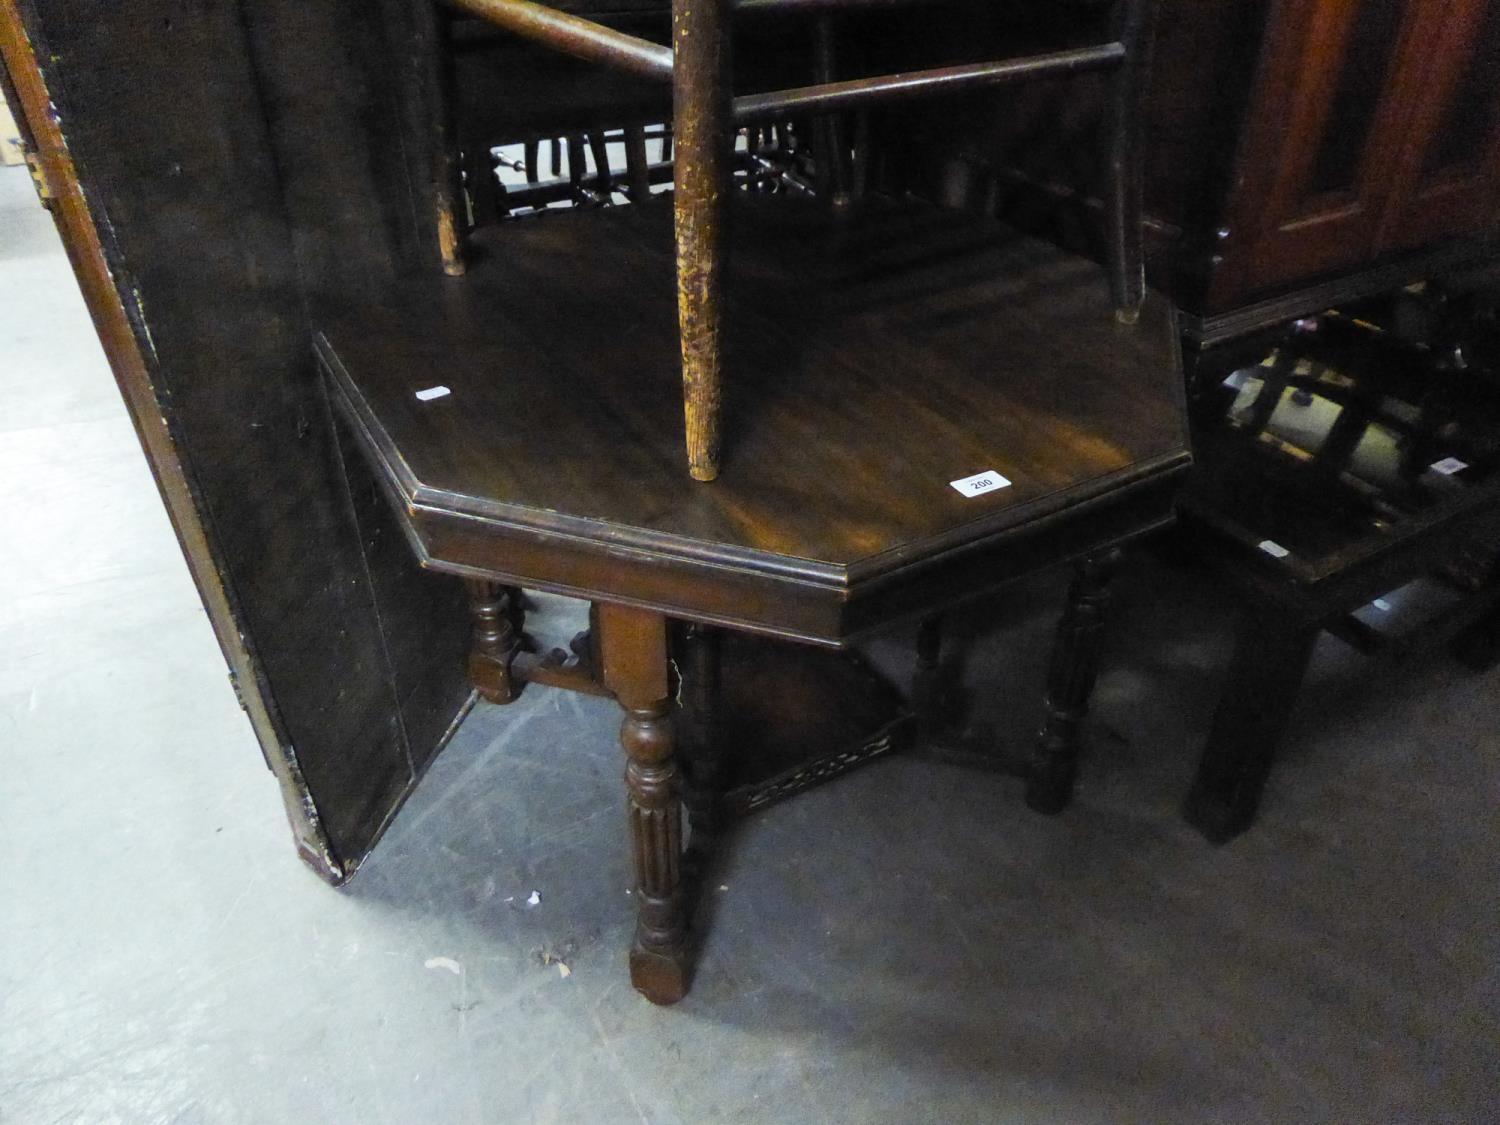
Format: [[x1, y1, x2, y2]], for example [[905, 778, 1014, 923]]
[[3, 161, 1498, 1123]]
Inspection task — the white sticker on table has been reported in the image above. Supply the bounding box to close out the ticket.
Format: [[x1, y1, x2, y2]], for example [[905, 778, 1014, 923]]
[[950, 470, 1012, 498], [1430, 456, 1468, 476], [1258, 539, 1290, 559], [415, 385, 452, 402]]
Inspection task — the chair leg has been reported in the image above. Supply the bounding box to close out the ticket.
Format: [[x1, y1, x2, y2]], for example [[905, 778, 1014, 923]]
[[1027, 549, 1123, 814], [566, 133, 588, 203], [623, 123, 652, 203], [462, 143, 499, 227], [811, 15, 850, 208], [599, 604, 692, 1005], [672, 0, 732, 481], [587, 129, 614, 195], [1185, 608, 1317, 844], [465, 579, 521, 704], [1102, 0, 1151, 321]]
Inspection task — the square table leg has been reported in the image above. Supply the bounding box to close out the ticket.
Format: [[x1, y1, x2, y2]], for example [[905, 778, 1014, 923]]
[[1185, 606, 1318, 843]]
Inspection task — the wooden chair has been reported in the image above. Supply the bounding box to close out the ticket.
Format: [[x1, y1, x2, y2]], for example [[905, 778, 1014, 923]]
[[442, 0, 1151, 478], [318, 0, 1189, 1002]]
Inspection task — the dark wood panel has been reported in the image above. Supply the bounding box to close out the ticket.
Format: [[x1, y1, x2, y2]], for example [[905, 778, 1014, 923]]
[[1376, 0, 1500, 251], [8, 0, 472, 876], [326, 390, 476, 786], [240, 0, 456, 289], [1206, 0, 1500, 312], [1206, 0, 1431, 305], [0, 0, 351, 875]]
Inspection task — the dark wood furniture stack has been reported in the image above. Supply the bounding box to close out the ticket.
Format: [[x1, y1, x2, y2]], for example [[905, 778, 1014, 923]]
[[866, 0, 1500, 840], [877, 0, 1500, 346], [1195, 0, 1500, 331], [4, 0, 1190, 1002], [1179, 292, 1500, 842]]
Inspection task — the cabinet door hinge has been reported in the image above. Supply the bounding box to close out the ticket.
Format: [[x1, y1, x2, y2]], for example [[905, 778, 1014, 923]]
[[23, 148, 54, 208], [228, 669, 248, 713]]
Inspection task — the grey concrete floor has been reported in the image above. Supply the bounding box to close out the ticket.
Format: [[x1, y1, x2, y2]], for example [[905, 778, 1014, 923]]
[[3, 161, 1498, 1123]]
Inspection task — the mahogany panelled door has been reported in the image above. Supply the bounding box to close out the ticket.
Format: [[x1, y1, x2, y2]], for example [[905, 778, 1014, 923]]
[[1210, 0, 1500, 306]]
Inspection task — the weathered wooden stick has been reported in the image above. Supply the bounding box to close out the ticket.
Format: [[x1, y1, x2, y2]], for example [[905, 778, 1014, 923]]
[[672, 0, 732, 481], [1103, 0, 1151, 320], [410, 4, 468, 274]]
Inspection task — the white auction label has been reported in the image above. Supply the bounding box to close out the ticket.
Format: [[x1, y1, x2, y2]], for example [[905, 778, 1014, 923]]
[[950, 470, 1011, 498], [414, 385, 452, 402], [1258, 539, 1290, 559], [1430, 456, 1468, 476]]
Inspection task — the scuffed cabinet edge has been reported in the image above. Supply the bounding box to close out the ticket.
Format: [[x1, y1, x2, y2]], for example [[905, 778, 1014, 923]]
[[0, 0, 346, 885]]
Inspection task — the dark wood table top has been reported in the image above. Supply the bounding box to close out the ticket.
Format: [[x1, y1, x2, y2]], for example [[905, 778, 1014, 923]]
[[319, 195, 1189, 640]]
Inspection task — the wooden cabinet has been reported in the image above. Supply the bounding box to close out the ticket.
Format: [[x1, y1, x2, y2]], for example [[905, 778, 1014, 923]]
[[1381, 0, 1500, 251], [887, 0, 1500, 337], [1208, 0, 1500, 310]]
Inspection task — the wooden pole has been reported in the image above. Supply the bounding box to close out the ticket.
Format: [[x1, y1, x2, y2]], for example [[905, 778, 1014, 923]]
[[672, 0, 732, 481], [1103, 0, 1151, 321], [732, 44, 1126, 123], [444, 0, 674, 81], [810, 15, 850, 206]]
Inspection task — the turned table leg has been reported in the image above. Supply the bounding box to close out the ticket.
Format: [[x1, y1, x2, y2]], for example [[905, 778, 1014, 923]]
[[599, 604, 692, 1004], [1185, 607, 1317, 844], [1027, 548, 1123, 814], [678, 623, 725, 842], [465, 579, 522, 704], [911, 614, 945, 742]]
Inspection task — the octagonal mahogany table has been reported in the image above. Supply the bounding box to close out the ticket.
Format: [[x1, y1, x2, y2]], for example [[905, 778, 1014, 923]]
[[319, 195, 1190, 1002]]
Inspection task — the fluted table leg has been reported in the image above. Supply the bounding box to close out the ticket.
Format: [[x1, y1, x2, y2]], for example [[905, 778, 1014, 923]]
[[599, 603, 691, 1004]]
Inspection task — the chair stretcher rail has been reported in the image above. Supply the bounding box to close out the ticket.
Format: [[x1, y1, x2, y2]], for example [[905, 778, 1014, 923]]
[[443, 0, 674, 81], [736, 0, 958, 12], [732, 43, 1126, 123]]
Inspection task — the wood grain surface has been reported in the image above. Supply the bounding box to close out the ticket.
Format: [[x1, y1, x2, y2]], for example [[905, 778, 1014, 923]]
[[321, 194, 1189, 639]]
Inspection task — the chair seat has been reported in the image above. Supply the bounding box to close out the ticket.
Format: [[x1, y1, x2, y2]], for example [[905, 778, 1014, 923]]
[[318, 194, 1189, 642], [1181, 322, 1500, 592]]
